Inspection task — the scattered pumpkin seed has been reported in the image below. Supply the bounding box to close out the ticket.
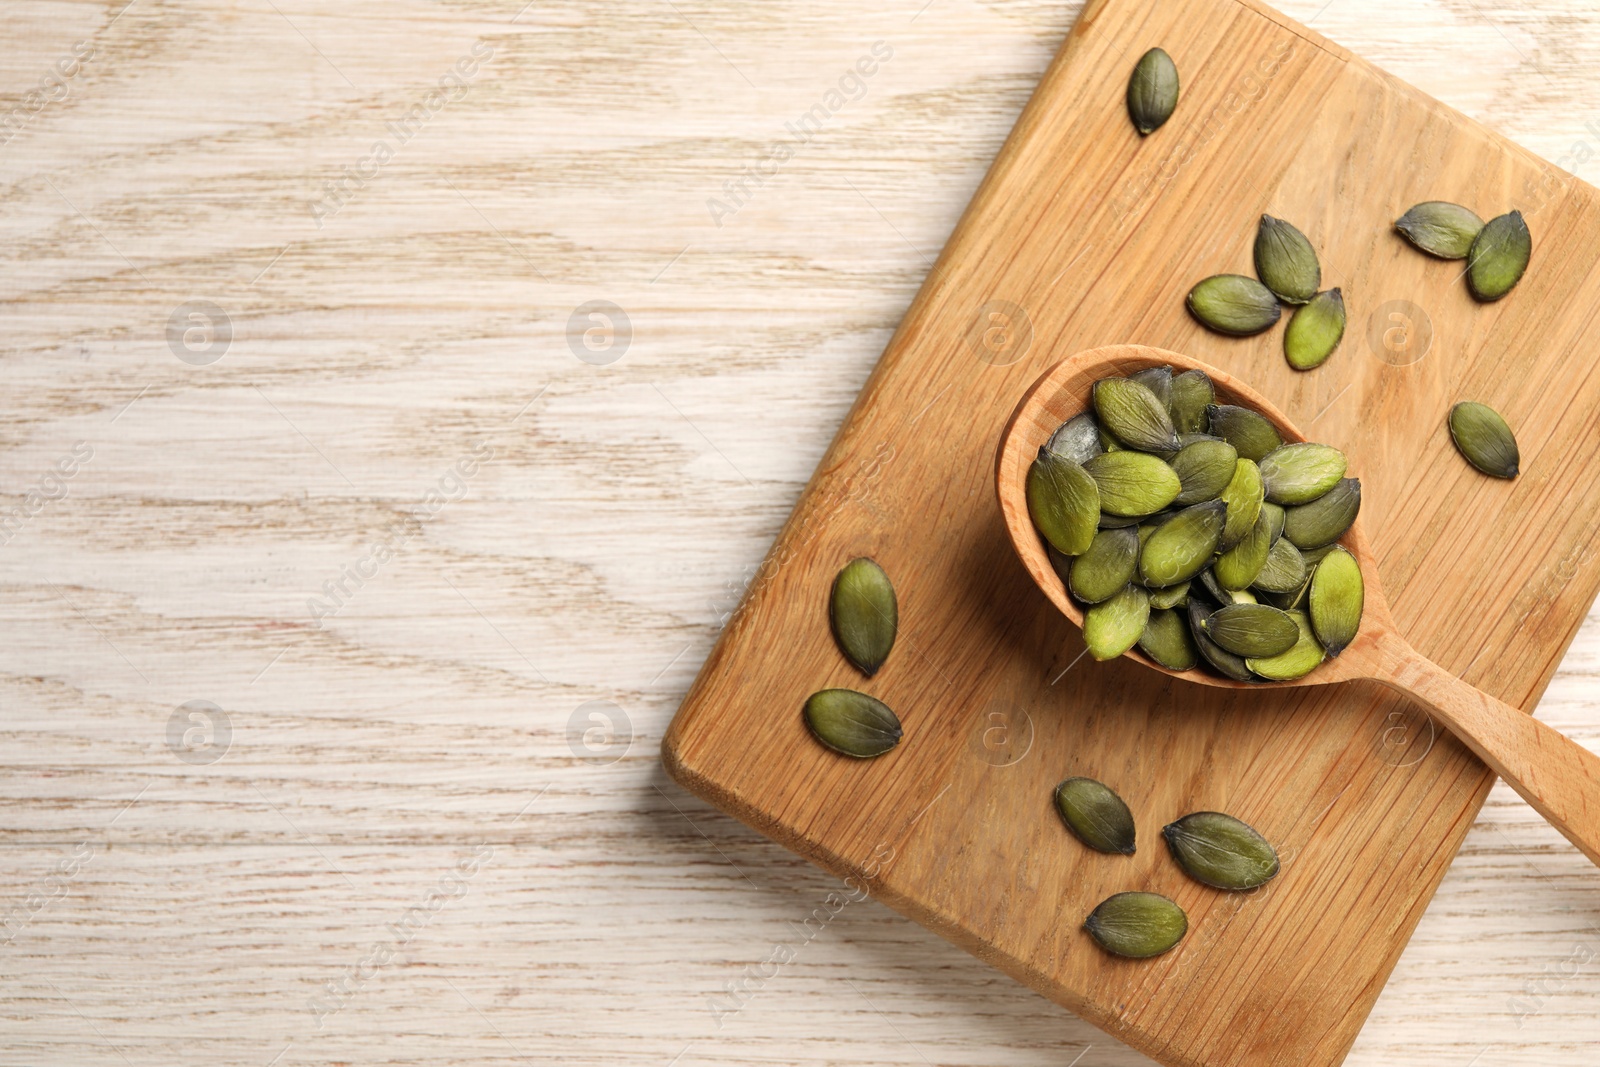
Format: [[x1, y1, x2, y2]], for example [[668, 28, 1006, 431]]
[[1246, 609, 1326, 680], [1027, 447, 1100, 556], [1148, 580, 1191, 610], [1169, 438, 1239, 506], [1254, 215, 1320, 304], [1168, 369, 1214, 434], [1084, 584, 1151, 661], [1448, 401, 1520, 479], [1251, 535, 1307, 595], [803, 689, 902, 758], [1070, 528, 1142, 604], [1139, 500, 1226, 587], [1084, 450, 1182, 516], [1162, 812, 1280, 890], [1054, 777, 1137, 854], [1217, 459, 1264, 551], [1467, 210, 1531, 301], [1282, 477, 1361, 549], [1046, 411, 1105, 466], [1084, 892, 1188, 958], [829, 558, 897, 677], [1213, 506, 1274, 590], [1139, 607, 1200, 670], [1206, 404, 1283, 461], [1094, 377, 1181, 453], [1126, 48, 1179, 136], [1283, 289, 1346, 371], [1200, 602, 1299, 658], [1308, 545, 1363, 657], [1188, 600, 1255, 681], [1187, 274, 1282, 336], [1395, 201, 1483, 259], [1259, 443, 1347, 505]]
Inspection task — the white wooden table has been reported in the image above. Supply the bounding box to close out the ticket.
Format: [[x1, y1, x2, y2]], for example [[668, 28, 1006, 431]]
[[1, 1, 1597, 1063]]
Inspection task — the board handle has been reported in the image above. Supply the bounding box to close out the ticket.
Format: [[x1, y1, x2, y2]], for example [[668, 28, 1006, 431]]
[[1377, 637, 1600, 867]]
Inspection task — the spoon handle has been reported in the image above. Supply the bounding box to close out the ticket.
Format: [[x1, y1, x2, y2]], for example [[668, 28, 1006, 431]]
[[1378, 640, 1600, 867]]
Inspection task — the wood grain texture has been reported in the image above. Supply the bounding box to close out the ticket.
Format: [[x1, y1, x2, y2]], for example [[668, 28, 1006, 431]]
[[0, 0, 1596, 1065]]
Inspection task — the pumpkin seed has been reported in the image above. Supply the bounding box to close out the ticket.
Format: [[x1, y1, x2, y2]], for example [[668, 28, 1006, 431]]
[[1027, 447, 1100, 556], [1187, 274, 1282, 336], [1148, 580, 1190, 610], [1395, 201, 1483, 259], [1261, 501, 1286, 544], [1098, 511, 1146, 530], [1084, 584, 1151, 661], [1308, 545, 1363, 657], [1070, 528, 1141, 604], [1218, 458, 1264, 551], [1084, 891, 1187, 958], [1084, 451, 1181, 517], [1467, 210, 1531, 301], [1283, 477, 1361, 549], [1448, 401, 1520, 479], [1206, 404, 1283, 461], [1168, 370, 1214, 434], [1162, 812, 1280, 890], [1139, 607, 1200, 670], [1094, 377, 1180, 453], [1188, 600, 1255, 681], [1251, 535, 1307, 595], [1139, 500, 1226, 587], [1047, 411, 1105, 466], [1213, 506, 1273, 590], [1129, 365, 1173, 410], [1254, 214, 1320, 304], [1126, 47, 1179, 135], [1169, 438, 1239, 505], [1246, 609, 1326, 680], [1283, 288, 1346, 371], [829, 558, 897, 677], [1054, 777, 1137, 854], [803, 689, 902, 758], [1259, 443, 1347, 505], [1200, 602, 1299, 657], [1299, 543, 1339, 565]]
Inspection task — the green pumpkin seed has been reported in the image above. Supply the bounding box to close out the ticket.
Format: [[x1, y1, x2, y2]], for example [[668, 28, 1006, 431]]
[[1246, 609, 1326, 680], [1047, 411, 1105, 467], [1126, 47, 1179, 135], [1054, 777, 1137, 854], [1139, 501, 1225, 587], [1168, 370, 1214, 434], [1169, 438, 1239, 505], [803, 689, 902, 758], [1206, 404, 1283, 462], [1448, 401, 1520, 479], [1259, 443, 1347, 505], [1467, 210, 1531, 301], [1282, 477, 1361, 549], [1251, 535, 1307, 595], [1213, 506, 1273, 590], [1217, 459, 1263, 551], [1162, 812, 1280, 890], [1083, 584, 1151, 661], [1139, 607, 1199, 670], [1027, 447, 1100, 556], [1187, 274, 1282, 336], [1283, 289, 1346, 371], [1187, 600, 1254, 681], [1098, 511, 1145, 530], [1308, 545, 1363, 657], [1148, 580, 1190, 610], [1299, 543, 1339, 565], [1069, 528, 1141, 604], [1129, 365, 1173, 410], [829, 558, 897, 677], [1261, 501, 1286, 543], [1254, 215, 1320, 304], [1084, 451, 1181, 517], [1094, 377, 1180, 453], [1395, 201, 1483, 259], [1200, 602, 1299, 657], [1085, 892, 1187, 958]]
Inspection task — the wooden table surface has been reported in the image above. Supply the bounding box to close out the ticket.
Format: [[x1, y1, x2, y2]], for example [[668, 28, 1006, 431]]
[[1, 1, 1596, 1064]]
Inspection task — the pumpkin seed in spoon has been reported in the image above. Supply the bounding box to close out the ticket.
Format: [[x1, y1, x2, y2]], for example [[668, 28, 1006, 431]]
[[1070, 528, 1141, 604], [829, 558, 897, 676], [1084, 584, 1151, 661], [1169, 438, 1238, 505], [1282, 477, 1361, 549], [1046, 411, 1105, 466], [1259, 443, 1347, 505], [1139, 607, 1200, 670], [1308, 545, 1363, 657], [1206, 404, 1282, 461], [1027, 447, 1099, 555], [1129, 365, 1173, 410], [1246, 609, 1326, 680], [1188, 600, 1255, 681], [1094, 377, 1180, 453], [1199, 602, 1299, 657], [1168, 369, 1214, 434], [1251, 535, 1307, 595], [1139, 501, 1226, 587], [1213, 506, 1273, 590], [1084, 451, 1181, 516], [1217, 458, 1264, 551]]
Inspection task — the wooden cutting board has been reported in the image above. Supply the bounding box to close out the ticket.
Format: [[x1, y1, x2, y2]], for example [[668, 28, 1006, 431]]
[[662, 0, 1600, 1063]]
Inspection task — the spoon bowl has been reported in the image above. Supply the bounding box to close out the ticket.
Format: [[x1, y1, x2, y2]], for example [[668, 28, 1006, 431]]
[[997, 344, 1600, 865]]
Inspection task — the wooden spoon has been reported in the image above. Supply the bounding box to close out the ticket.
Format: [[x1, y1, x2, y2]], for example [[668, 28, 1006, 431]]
[[996, 343, 1600, 866]]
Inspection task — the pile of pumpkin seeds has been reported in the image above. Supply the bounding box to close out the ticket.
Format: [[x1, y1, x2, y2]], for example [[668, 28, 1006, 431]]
[[1187, 215, 1347, 371], [1029, 366, 1365, 680], [802, 558, 904, 758], [1056, 775, 1280, 958]]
